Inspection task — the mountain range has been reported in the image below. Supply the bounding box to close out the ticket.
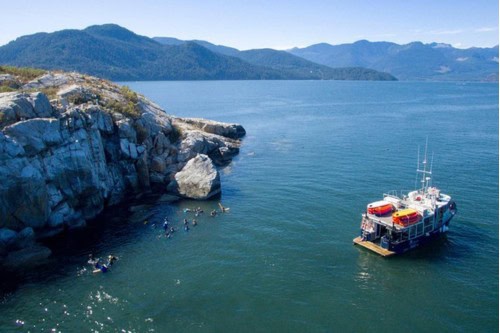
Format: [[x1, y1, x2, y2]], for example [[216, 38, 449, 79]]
[[289, 40, 499, 81], [153, 37, 395, 81], [0, 24, 497, 81], [0, 24, 395, 81], [156, 36, 498, 82]]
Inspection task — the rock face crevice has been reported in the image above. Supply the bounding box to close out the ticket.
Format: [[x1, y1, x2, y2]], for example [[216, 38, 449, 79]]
[[0, 71, 245, 267]]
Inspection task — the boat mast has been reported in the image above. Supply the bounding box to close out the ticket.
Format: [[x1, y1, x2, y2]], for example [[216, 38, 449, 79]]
[[416, 138, 432, 194], [415, 146, 420, 190]]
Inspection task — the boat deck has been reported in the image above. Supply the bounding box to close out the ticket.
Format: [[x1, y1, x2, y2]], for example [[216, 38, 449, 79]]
[[353, 237, 396, 257], [368, 214, 394, 226], [367, 213, 404, 228]]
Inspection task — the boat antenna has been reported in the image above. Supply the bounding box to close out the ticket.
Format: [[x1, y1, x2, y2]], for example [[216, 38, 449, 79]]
[[417, 137, 432, 193], [415, 145, 420, 190], [429, 152, 434, 188]]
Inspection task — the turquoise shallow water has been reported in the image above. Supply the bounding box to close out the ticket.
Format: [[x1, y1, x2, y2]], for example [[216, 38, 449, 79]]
[[0, 81, 498, 332]]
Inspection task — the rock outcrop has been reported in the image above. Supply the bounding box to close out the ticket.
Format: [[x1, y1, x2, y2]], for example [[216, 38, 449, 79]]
[[0, 70, 245, 267], [176, 117, 246, 139], [168, 154, 221, 199]]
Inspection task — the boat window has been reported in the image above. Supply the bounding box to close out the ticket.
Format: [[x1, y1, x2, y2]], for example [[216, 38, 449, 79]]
[[409, 225, 416, 239], [424, 217, 432, 227], [401, 231, 409, 241], [391, 231, 401, 242], [416, 223, 424, 236]]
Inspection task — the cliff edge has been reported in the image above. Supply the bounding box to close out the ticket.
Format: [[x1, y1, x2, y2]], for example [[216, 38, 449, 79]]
[[0, 68, 245, 267]]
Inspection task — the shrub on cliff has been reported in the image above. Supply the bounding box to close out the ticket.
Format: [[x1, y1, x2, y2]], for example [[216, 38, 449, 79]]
[[104, 86, 141, 119], [0, 65, 46, 82]]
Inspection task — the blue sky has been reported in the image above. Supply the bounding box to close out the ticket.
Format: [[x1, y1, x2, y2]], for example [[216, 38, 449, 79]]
[[1, 0, 498, 49]]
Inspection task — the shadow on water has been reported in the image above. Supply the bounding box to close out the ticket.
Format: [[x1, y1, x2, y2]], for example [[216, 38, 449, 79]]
[[390, 227, 491, 264], [0, 199, 163, 300], [353, 234, 466, 264], [400, 236, 454, 261], [0, 194, 226, 300]]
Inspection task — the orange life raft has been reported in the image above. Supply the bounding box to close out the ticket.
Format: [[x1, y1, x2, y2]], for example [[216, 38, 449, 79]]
[[392, 209, 421, 226], [367, 201, 393, 216]]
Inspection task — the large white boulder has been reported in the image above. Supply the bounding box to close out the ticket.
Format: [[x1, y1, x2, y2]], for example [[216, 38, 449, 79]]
[[170, 154, 221, 199]]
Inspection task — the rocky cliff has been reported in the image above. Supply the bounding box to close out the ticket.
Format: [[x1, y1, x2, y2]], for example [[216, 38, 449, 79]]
[[0, 69, 245, 267]]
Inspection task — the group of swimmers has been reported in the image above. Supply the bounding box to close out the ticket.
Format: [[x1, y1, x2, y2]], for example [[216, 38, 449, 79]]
[[161, 217, 182, 238], [184, 203, 229, 216], [157, 204, 229, 238], [88, 254, 118, 273], [161, 216, 198, 237], [86, 204, 229, 272], [183, 207, 205, 217]]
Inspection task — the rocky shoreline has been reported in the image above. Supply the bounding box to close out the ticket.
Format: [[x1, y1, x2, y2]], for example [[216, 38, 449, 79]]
[[0, 70, 245, 267]]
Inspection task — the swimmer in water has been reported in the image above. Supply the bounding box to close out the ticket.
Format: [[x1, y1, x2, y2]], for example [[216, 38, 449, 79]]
[[107, 255, 118, 266], [92, 255, 118, 273], [210, 210, 217, 217], [184, 225, 190, 231], [94, 264, 108, 273], [192, 219, 197, 226], [183, 218, 188, 225], [92, 260, 106, 273]]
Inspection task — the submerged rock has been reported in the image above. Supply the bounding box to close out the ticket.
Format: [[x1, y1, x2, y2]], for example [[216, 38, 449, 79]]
[[3, 244, 52, 268]]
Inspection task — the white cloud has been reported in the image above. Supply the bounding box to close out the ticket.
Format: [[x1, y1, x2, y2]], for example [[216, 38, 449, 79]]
[[475, 27, 498, 33], [430, 29, 463, 35]]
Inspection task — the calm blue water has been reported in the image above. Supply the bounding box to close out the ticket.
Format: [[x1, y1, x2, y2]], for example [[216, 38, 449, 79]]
[[0, 81, 498, 332]]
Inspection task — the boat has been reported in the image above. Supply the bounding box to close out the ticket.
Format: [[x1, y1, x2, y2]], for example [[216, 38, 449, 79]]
[[353, 145, 457, 256]]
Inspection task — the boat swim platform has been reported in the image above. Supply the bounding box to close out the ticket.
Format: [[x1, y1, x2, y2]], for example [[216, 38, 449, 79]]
[[353, 237, 396, 257]]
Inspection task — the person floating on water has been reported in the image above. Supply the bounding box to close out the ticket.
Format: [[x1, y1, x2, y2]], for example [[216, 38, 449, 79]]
[[195, 207, 204, 216], [92, 254, 118, 274], [163, 220, 169, 231], [92, 259, 105, 273], [183, 218, 188, 225], [218, 202, 230, 213], [107, 255, 118, 266], [210, 209, 217, 217], [94, 263, 108, 273], [192, 219, 198, 226], [184, 224, 190, 232]]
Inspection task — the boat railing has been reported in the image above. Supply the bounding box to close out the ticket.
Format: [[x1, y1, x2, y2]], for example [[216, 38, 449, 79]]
[[384, 190, 416, 199], [383, 190, 407, 199], [383, 190, 400, 199]]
